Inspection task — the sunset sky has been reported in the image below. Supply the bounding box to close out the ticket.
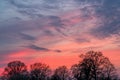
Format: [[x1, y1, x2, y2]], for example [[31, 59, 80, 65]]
[[0, 0, 120, 75]]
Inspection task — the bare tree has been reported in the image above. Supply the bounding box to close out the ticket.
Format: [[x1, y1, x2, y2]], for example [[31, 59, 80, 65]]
[[71, 51, 118, 80], [30, 62, 51, 80], [2, 61, 28, 80], [51, 74, 61, 80], [52, 66, 69, 80], [101, 57, 118, 80], [71, 64, 85, 80]]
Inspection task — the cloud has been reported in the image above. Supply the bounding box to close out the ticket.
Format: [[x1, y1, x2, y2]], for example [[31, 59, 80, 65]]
[[67, 0, 120, 39], [75, 38, 90, 43], [0, 14, 66, 55], [7, 0, 79, 17], [19, 33, 37, 41], [48, 16, 64, 27], [1, 0, 119, 54], [27, 44, 50, 51], [90, 23, 120, 38], [26, 44, 62, 53], [89, 0, 120, 38], [54, 50, 62, 53]]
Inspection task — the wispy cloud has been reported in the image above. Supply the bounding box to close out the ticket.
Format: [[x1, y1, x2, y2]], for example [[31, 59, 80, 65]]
[[27, 44, 50, 51], [19, 33, 37, 41], [24, 44, 62, 53]]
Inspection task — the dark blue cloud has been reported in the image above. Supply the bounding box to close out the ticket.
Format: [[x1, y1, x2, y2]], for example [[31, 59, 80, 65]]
[[93, 0, 120, 36], [89, 0, 120, 38], [48, 16, 64, 27], [7, 0, 61, 18], [73, 0, 120, 38], [26, 44, 62, 53], [0, 15, 63, 38], [27, 45, 50, 51], [0, 15, 65, 53], [19, 33, 37, 41]]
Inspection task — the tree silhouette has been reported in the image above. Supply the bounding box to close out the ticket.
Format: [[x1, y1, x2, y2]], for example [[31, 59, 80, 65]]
[[71, 64, 83, 80], [2, 61, 29, 80], [30, 62, 51, 80], [51, 74, 61, 80], [101, 57, 118, 80], [71, 51, 118, 80], [52, 66, 69, 80], [0, 51, 119, 80]]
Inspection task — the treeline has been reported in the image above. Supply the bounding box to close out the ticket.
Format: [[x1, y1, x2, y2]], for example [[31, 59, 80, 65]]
[[0, 51, 119, 80]]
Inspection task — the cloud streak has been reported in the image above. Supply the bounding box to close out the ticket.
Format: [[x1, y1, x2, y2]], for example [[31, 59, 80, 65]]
[[27, 45, 50, 51]]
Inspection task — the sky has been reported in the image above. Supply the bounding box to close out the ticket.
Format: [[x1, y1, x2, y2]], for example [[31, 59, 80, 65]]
[[0, 0, 120, 75]]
